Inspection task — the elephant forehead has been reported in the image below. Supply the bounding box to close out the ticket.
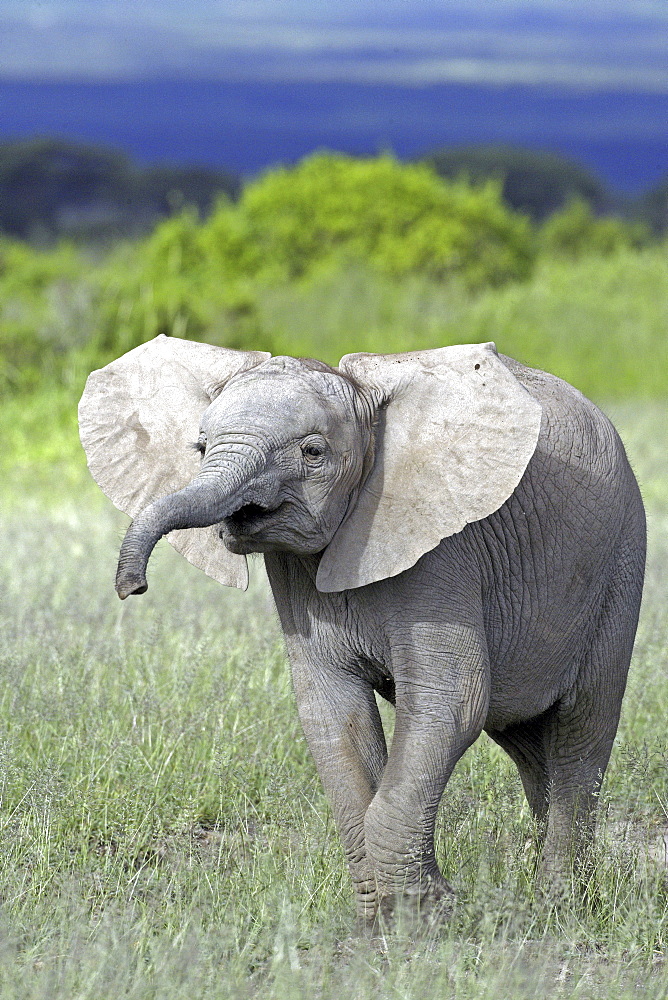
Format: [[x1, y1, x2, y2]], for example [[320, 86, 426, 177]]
[[235, 357, 356, 400], [204, 370, 358, 441]]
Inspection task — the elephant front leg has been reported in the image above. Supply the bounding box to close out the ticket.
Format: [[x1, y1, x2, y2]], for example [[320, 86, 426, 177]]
[[288, 648, 388, 924], [364, 626, 490, 921]]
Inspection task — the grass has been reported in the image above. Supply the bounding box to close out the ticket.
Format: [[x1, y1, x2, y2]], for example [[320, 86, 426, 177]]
[[0, 402, 666, 997], [237, 248, 668, 399]]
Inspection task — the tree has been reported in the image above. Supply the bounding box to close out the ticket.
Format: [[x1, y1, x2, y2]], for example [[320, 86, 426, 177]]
[[0, 138, 239, 241], [421, 146, 611, 221], [636, 176, 668, 235]]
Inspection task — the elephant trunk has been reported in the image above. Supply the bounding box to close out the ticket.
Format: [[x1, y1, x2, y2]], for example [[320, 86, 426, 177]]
[[115, 470, 247, 600]]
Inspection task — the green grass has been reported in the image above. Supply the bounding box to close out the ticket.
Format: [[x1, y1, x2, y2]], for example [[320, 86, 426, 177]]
[[0, 404, 666, 997], [258, 249, 668, 399]]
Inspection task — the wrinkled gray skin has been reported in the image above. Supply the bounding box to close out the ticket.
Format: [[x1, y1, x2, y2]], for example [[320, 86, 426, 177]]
[[116, 356, 646, 924]]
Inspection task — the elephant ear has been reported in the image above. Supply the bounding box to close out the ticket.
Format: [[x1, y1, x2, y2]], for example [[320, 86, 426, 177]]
[[316, 342, 542, 593], [78, 334, 270, 591]]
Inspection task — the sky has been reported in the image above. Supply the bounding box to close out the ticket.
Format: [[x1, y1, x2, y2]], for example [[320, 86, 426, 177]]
[[2, 0, 668, 91]]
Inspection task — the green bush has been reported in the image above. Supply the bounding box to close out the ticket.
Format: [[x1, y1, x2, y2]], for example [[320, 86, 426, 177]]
[[0, 237, 91, 391], [91, 209, 274, 361], [93, 212, 215, 355], [539, 198, 650, 259], [79, 153, 535, 368], [204, 152, 535, 287]]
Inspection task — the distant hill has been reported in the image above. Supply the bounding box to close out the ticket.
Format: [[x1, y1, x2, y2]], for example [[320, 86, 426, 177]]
[[0, 138, 240, 241]]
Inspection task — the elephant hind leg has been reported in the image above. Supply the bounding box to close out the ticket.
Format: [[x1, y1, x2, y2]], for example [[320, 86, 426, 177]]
[[487, 709, 554, 825], [536, 716, 614, 889], [538, 524, 644, 885], [492, 536, 643, 888], [489, 698, 616, 888]]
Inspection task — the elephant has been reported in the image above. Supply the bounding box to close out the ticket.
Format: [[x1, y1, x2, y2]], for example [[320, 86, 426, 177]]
[[79, 334, 645, 924]]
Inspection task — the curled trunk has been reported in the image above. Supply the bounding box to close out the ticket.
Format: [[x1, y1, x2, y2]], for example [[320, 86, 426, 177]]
[[115, 473, 243, 599]]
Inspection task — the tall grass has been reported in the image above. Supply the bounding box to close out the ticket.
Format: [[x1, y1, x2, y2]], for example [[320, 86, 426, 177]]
[[257, 248, 668, 399]]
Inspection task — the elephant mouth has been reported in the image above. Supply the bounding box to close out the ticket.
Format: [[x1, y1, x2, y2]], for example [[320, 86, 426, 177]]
[[220, 501, 285, 539]]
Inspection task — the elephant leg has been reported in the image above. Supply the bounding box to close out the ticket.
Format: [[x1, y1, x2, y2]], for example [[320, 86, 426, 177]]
[[487, 710, 553, 824], [535, 709, 616, 890], [491, 694, 620, 892], [540, 542, 643, 888], [488, 676, 629, 891], [491, 533, 643, 891], [488, 705, 601, 885], [363, 626, 490, 918], [287, 643, 388, 923]]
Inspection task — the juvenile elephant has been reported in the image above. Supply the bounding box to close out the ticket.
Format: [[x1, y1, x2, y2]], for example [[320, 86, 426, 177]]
[[79, 335, 645, 923]]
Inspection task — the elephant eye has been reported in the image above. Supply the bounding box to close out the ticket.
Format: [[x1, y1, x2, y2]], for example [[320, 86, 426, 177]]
[[301, 439, 326, 464], [191, 436, 207, 456]]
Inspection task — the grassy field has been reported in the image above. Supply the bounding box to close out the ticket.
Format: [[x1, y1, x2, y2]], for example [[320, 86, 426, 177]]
[[0, 402, 666, 998]]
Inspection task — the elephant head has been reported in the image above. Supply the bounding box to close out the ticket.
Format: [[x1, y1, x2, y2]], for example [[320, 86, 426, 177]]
[[78, 335, 542, 597]]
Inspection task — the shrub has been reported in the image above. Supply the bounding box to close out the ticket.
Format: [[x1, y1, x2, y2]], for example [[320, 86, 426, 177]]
[[539, 198, 650, 259], [81, 154, 536, 367], [204, 152, 535, 287], [91, 209, 275, 362], [92, 211, 215, 356], [0, 237, 89, 391]]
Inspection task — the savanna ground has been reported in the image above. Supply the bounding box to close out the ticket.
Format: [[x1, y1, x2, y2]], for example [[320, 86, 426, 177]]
[[1, 158, 668, 996]]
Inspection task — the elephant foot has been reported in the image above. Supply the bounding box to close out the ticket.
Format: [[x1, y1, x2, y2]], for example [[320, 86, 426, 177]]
[[375, 875, 455, 934], [354, 879, 380, 929], [354, 871, 455, 939], [536, 840, 595, 898], [535, 858, 598, 915]]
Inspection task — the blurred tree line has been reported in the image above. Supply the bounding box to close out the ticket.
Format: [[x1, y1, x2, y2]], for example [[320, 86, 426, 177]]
[[1, 137, 667, 244], [424, 146, 611, 220], [0, 138, 240, 243]]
